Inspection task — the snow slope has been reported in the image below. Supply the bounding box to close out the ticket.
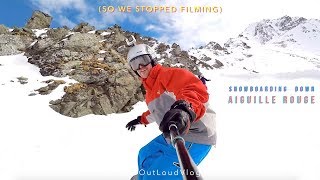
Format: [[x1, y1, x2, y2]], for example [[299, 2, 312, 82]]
[[1, 54, 320, 180], [189, 16, 320, 76]]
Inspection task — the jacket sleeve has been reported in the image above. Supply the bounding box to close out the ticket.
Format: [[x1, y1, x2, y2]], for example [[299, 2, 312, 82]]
[[140, 110, 151, 125], [160, 68, 209, 121]]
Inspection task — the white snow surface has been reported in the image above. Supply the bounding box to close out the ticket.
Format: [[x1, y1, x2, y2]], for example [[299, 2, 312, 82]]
[[100, 32, 111, 36], [1, 54, 320, 180], [32, 29, 49, 38], [88, 30, 96, 34]]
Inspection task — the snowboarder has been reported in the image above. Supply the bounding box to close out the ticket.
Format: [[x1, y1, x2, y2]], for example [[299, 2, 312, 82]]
[[198, 73, 211, 85], [125, 42, 216, 180]]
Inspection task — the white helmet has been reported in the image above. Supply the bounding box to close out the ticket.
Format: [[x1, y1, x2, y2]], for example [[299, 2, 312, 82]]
[[127, 44, 155, 63]]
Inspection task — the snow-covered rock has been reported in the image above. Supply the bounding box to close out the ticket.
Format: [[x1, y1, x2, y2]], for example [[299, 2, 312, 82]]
[[190, 15, 320, 74]]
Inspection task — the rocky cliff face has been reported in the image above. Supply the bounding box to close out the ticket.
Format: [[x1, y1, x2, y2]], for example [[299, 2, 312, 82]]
[[0, 25, 34, 56], [0, 11, 209, 118], [25, 10, 52, 29]]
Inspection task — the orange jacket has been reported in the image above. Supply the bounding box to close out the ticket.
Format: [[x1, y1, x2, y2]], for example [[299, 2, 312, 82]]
[[139, 64, 209, 125]]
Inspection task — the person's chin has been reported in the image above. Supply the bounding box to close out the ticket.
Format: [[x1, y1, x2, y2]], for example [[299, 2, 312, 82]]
[[141, 75, 147, 79], [138, 71, 146, 77]]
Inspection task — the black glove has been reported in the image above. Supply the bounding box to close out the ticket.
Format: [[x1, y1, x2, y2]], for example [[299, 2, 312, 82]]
[[198, 75, 211, 85], [126, 116, 141, 131], [159, 100, 196, 135]]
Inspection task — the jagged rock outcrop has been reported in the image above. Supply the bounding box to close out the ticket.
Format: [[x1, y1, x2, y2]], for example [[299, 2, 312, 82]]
[[0, 34, 32, 56], [47, 28, 69, 40], [24, 22, 147, 117], [212, 59, 224, 68], [276, 16, 307, 31], [11, 27, 35, 37], [0, 24, 9, 34], [36, 79, 66, 95], [27, 32, 103, 77], [17, 76, 28, 84], [72, 22, 95, 33], [201, 41, 225, 51], [170, 43, 182, 56], [155, 43, 170, 59], [25, 10, 52, 29], [49, 67, 144, 117], [1, 10, 209, 118], [0, 25, 35, 56], [224, 38, 251, 50], [156, 42, 206, 75], [253, 23, 278, 43]]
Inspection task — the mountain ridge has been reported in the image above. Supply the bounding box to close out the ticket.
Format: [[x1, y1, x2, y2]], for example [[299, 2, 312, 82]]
[[190, 15, 320, 74]]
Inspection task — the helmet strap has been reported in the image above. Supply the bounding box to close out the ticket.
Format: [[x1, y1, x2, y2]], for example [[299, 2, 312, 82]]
[[148, 55, 156, 67], [134, 70, 141, 77]]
